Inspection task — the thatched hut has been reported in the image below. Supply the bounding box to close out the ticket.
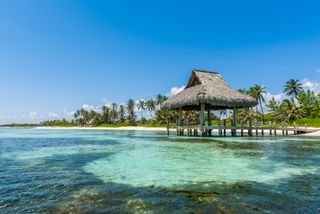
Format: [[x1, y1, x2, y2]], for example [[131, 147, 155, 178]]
[[162, 69, 257, 136]]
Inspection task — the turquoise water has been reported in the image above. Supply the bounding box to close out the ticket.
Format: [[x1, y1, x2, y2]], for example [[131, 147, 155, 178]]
[[0, 128, 319, 213]]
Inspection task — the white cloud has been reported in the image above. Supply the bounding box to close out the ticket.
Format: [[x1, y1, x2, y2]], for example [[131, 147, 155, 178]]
[[302, 78, 320, 94], [167, 85, 185, 97], [81, 104, 101, 112], [261, 91, 285, 113], [63, 110, 75, 118], [102, 97, 112, 107], [29, 112, 40, 119], [48, 112, 60, 118]]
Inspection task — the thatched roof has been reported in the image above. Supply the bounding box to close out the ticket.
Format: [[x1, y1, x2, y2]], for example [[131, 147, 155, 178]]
[[162, 70, 257, 110]]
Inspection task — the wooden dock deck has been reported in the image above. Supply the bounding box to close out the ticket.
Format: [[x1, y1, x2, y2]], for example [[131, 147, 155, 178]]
[[167, 124, 319, 137]]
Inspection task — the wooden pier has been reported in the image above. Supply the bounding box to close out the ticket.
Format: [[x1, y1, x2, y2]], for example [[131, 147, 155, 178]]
[[167, 122, 319, 137], [162, 70, 320, 137]]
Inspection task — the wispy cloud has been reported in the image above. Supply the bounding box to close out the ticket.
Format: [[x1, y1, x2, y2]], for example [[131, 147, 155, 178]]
[[302, 78, 320, 94], [63, 109, 75, 118], [167, 85, 185, 97], [102, 97, 112, 107], [315, 68, 320, 73], [48, 112, 60, 118], [81, 104, 101, 112]]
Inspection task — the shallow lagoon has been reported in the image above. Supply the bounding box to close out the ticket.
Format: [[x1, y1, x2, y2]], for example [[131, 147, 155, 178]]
[[0, 128, 319, 213]]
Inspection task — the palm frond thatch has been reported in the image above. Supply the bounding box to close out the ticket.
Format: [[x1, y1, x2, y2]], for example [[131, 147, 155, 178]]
[[162, 70, 257, 110]]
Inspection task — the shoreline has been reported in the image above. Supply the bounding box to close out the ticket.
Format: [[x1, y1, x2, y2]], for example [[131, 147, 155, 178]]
[[1, 126, 319, 136], [34, 126, 169, 132], [33, 126, 320, 136]]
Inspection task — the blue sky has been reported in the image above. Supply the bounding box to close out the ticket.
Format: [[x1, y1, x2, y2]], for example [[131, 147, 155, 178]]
[[1, 0, 320, 124]]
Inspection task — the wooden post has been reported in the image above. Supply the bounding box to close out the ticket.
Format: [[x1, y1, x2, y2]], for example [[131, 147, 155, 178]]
[[285, 123, 288, 135], [178, 108, 182, 135], [255, 120, 258, 136], [241, 121, 244, 136], [200, 103, 205, 136], [223, 119, 226, 136], [273, 122, 277, 136], [166, 119, 170, 135], [231, 119, 234, 136], [218, 118, 222, 136], [207, 109, 212, 136], [186, 118, 189, 135], [176, 118, 179, 135], [233, 107, 237, 137], [269, 121, 272, 136], [248, 119, 252, 137]]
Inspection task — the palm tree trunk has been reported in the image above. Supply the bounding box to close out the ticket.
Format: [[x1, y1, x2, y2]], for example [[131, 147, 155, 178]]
[[140, 110, 145, 123], [149, 110, 153, 120]]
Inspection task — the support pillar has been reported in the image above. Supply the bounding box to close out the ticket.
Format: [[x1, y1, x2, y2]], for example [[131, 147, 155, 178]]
[[207, 109, 212, 136], [200, 103, 205, 136], [232, 107, 237, 136], [178, 108, 182, 135], [218, 118, 222, 136]]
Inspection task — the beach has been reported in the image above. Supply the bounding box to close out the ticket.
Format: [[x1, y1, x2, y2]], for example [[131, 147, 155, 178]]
[[35, 126, 169, 132], [34, 126, 320, 136]]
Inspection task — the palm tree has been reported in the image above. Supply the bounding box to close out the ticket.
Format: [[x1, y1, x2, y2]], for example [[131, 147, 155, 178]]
[[266, 97, 280, 121], [89, 110, 102, 126], [278, 99, 305, 121], [126, 99, 136, 125], [297, 89, 320, 118], [79, 108, 90, 126], [284, 79, 303, 102], [137, 100, 146, 122], [238, 88, 248, 94], [249, 84, 266, 123], [146, 99, 156, 120], [119, 105, 125, 123], [238, 108, 260, 123], [110, 103, 118, 123], [155, 94, 168, 109], [155, 94, 164, 108], [101, 105, 111, 123]]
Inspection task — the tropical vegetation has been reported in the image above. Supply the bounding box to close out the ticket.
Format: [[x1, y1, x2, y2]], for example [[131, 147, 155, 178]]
[[6, 79, 319, 128]]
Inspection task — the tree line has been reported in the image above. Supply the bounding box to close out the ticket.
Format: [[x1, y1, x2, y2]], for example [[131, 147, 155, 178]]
[[237, 79, 320, 124], [41, 79, 320, 127]]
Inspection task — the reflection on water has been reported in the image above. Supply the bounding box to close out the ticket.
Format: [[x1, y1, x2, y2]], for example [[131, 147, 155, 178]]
[[0, 128, 319, 213]]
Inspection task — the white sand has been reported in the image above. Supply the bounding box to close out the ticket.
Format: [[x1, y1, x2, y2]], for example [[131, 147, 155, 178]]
[[34, 126, 320, 136], [35, 126, 169, 132]]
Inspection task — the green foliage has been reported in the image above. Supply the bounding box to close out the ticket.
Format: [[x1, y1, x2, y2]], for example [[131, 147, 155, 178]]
[[41, 119, 75, 127], [126, 99, 137, 125], [34, 78, 320, 128], [290, 117, 320, 127], [283, 79, 303, 101]]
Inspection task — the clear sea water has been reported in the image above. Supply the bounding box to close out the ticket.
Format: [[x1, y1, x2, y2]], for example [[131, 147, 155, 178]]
[[0, 128, 319, 213]]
